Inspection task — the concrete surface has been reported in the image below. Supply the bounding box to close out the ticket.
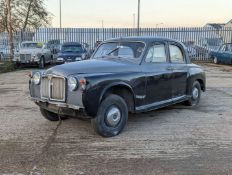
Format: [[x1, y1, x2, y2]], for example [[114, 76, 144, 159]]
[[0, 63, 232, 175]]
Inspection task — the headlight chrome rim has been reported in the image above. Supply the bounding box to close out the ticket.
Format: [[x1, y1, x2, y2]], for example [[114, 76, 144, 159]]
[[68, 77, 78, 91], [33, 72, 41, 85]]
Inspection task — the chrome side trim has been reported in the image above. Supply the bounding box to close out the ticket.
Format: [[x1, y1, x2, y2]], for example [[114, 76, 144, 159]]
[[136, 95, 189, 112]]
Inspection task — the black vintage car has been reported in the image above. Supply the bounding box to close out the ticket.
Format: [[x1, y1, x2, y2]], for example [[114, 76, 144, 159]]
[[29, 37, 206, 137]]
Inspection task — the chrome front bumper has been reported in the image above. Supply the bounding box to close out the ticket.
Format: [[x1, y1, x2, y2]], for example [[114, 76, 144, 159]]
[[31, 97, 83, 110]]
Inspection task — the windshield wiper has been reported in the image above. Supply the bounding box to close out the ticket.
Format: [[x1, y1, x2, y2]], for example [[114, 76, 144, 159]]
[[106, 47, 120, 56]]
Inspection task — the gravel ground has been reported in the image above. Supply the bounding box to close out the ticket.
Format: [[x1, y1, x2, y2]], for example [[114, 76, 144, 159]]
[[0, 63, 232, 175]]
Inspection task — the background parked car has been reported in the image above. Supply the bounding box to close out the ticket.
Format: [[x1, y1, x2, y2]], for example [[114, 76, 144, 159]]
[[194, 38, 224, 58], [209, 43, 232, 64], [183, 41, 197, 59], [56, 42, 88, 64], [13, 41, 53, 68], [47, 39, 61, 54]]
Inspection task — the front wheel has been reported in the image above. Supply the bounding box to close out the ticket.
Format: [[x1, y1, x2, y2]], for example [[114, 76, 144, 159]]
[[185, 81, 201, 107], [91, 95, 128, 137], [40, 108, 68, 121]]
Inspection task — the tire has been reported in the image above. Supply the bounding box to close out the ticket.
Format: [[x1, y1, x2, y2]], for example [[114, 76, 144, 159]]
[[91, 95, 128, 137], [213, 57, 218, 64], [185, 81, 201, 107], [40, 108, 68, 121], [39, 56, 45, 68]]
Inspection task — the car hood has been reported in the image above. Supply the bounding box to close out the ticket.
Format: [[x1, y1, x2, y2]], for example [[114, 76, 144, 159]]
[[19, 48, 42, 55], [46, 59, 140, 77], [57, 52, 83, 61]]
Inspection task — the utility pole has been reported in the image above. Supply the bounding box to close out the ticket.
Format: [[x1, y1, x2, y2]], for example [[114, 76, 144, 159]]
[[101, 20, 104, 28], [137, 0, 140, 36], [59, 0, 62, 43], [133, 13, 136, 28], [101, 20, 104, 41], [59, 0, 62, 28]]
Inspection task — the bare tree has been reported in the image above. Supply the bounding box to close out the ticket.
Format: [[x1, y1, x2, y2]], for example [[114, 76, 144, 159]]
[[0, 0, 51, 32], [0, 0, 51, 60], [6, 0, 14, 60]]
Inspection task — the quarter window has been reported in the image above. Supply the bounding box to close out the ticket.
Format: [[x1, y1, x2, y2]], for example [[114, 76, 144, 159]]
[[170, 45, 185, 63], [220, 45, 226, 52], [145, 44, 167, 63]]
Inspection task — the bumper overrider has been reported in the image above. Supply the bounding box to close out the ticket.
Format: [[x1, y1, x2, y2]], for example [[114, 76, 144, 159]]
[[29, 71, 87, 118]]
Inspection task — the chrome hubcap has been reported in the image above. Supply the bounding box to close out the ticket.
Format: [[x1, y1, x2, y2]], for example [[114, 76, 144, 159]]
[[192, 87, 199, 100], [106, 106, 121, 127]]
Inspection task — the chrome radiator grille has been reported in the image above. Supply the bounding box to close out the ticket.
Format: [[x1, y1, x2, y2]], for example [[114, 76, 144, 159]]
[[41, 76, 66, 102], [20, 54, 31, 61]]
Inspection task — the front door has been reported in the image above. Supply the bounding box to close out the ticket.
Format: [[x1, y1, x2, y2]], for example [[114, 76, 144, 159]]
[[143, 43, 173, 106]]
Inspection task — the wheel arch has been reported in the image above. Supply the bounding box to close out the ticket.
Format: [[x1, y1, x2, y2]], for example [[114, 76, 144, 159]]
[[196, 78, 205, 92], [99, 82, 136, 113]]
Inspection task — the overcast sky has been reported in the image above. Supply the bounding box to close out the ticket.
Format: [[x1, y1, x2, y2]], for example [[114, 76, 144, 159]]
[[46, 0, 232, 28]]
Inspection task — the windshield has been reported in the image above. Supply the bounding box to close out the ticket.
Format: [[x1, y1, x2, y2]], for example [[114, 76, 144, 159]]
[[93, 42, 145, 62], [61, 45, 83, 53], [21, 43, 43, 49]]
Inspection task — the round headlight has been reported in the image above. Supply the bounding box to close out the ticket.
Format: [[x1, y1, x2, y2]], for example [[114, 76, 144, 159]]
[[33, 72, 41, 85], [57, 57, 64, 61], [75, 57, 82, 61], [68, 77, 78, 91]]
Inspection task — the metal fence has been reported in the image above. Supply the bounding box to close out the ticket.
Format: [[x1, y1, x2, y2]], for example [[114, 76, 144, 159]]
[[1, 27, 232, 61]]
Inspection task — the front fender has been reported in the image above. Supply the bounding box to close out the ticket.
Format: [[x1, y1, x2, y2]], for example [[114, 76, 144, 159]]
[[82, 81, 135, 117], [99, 82, 135, 104]]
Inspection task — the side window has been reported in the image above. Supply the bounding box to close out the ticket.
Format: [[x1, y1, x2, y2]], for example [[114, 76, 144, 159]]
[[169, 45, 185, 63], [145, 44, 167, 63], [118, 47, 134, 58], [220, 45, 226, 52]]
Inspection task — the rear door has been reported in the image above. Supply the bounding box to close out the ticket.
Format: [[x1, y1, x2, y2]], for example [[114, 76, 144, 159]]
[[168, 43, 188, 99], [143, 42, 173, 105]]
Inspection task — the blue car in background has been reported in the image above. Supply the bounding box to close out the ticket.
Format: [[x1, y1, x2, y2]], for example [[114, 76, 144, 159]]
[[56, 42, 88, 64], [210, 43, 232, 64]]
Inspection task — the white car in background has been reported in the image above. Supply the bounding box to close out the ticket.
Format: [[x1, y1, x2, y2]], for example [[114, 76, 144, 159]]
[[13, 41, 53, 68]]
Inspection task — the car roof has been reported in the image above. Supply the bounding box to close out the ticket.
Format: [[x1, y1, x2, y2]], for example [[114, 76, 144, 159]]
[[21, 41, 43, 44], [105, 36, 182, 44], [62, 42, 82, 46]]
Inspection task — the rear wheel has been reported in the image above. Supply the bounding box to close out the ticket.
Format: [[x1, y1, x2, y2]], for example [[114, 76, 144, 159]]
[[91, 95, 128, 137], [185, 81, 201, 107], [40, 108, 68, 121]]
